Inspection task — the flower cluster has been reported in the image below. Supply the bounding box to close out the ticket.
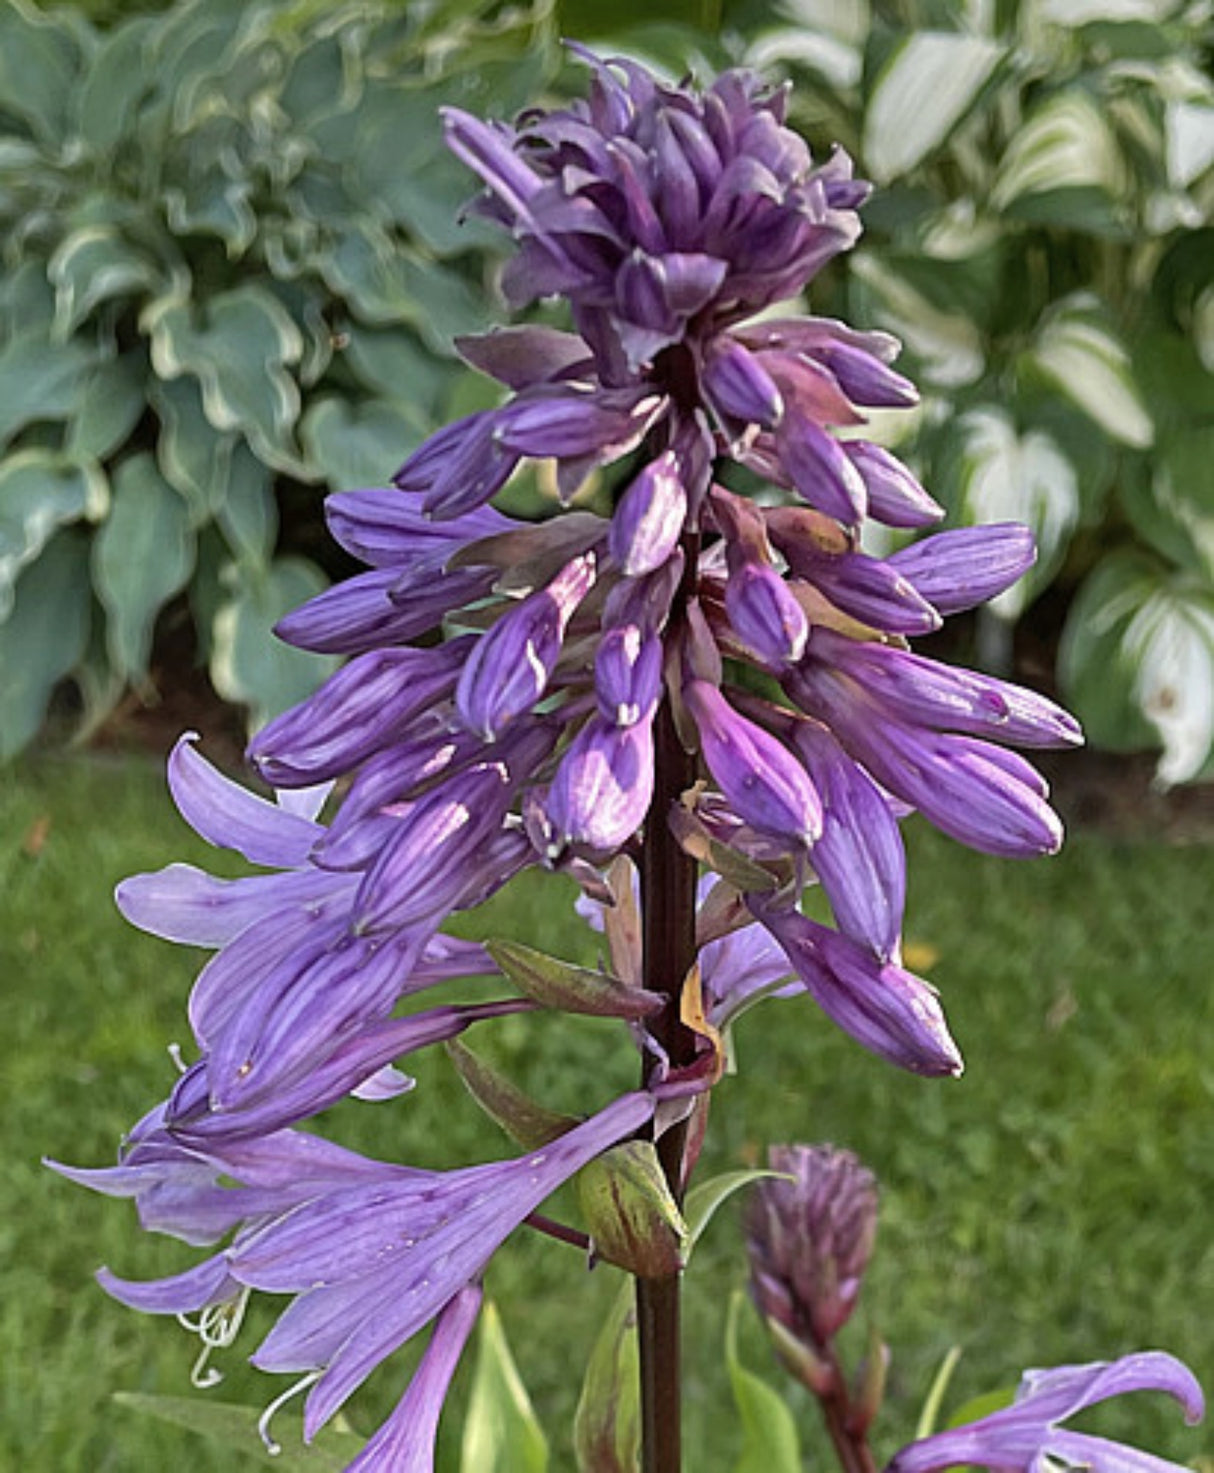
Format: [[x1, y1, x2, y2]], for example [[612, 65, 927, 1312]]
[[56, 49, 1093, 1469]]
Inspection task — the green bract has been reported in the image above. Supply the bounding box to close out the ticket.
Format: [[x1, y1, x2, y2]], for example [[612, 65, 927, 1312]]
[[748, 0, 1214, 782], [0, 0, 556, 756]]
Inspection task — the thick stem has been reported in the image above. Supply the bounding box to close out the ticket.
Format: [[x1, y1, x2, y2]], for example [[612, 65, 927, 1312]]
[[637, 532, 701, 1473]]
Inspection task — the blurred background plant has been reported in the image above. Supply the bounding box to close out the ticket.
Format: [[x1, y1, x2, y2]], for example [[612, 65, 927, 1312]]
[[1, 0, 1212, 774]]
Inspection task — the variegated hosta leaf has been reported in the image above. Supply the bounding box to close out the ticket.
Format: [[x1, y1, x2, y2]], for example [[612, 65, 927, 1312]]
[[0, 450, 109, 620], [1166, 100, 1214, 190], [1061, 552, 1214, 785], [1196, 287, 1214, 376], [209, 556, 337, 731], [864, 32, 1004, 183], [163, 176, 258, 258], [48, 226, 165, 338], [1028, 300, 1153, 448], [1036, 0, 1183, 22], [300, 397, 423, 490], [215, 445, 277, 570], [92, 453, 196, 682], [0, 0, 84, 147], [67, 353, 147, 462], [1118, 429, 1214, 583], [142, 285, 306, 475], [151, 374, 237, 524], [851, 254, 984, 387], [956, 408, 1078, 620], [991, 93, 1125, 212], [744, 27, 864, 94], [0, 529, 91, 759], [0, 259, 55, 341], [0, 331, 95, 448], [73, 16, 159, 157]]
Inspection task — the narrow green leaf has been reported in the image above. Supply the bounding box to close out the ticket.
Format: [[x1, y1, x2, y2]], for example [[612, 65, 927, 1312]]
[[915, 1345, 963, 1439], [0, 529, 90, 759], [113, 1392, 365, 1468], [460, 1302, 549, 1473], [944, 1385, 1016, 1429], [864, 33, 1004, 182], [684, 1169, 789, 1258], [486, 939, 664, 1019], [576, 1141, 686, 1278], [92, 453, 195, 681], [445, 1039, 579, 1150], [573, 1279, 640, 1473], [726, 1292, 802, 1473]]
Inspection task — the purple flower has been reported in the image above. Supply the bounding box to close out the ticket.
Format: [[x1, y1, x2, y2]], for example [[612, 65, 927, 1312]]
[[885, 1353, 1204, 1473]]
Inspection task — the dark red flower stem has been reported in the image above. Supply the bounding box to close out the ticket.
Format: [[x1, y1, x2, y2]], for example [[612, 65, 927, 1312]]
[[637, 529, 702, 1473]]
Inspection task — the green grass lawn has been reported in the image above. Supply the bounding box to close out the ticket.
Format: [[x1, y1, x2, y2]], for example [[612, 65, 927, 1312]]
[[4, 753, 1212, 1470]]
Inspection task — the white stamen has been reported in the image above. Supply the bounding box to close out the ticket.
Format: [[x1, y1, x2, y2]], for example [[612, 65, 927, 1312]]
[[177, 1288, 251, 1389], [167, 1042, 188, 1075], [257, 1371, 323, 1456]]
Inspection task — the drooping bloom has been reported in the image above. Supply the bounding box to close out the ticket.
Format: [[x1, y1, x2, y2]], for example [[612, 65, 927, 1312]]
[[885, 1353, 1204, 1473]]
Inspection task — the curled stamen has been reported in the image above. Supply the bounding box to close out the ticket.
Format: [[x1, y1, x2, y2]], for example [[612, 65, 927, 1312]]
[[258, 1371, 323, 1456], [176, 1288, 251, 1389]]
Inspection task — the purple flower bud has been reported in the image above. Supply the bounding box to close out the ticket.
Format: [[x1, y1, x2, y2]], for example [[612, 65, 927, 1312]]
[[327, 488, 515, 569], [546, 713, 656, 854], [702, 335, 784, 429], [456, 553, 597, 740], [653, 110, 703, 246], [726, 560, 809, 665], [780, 547, 941, 637], [754, 902, 963, 1077], [842, 442, 944, 528], [596, 624, 663, 726], [683, 680, 822, 847], [777, 409, 868, 525], [608, 451, 687, 576], [746, 1144, 878, 1350], [887, 523, 1036, 614], [499, 387, 661, 460], [275, 566, 496, 655], [809, 339, 918, 409], [248, 640, 471, 787]]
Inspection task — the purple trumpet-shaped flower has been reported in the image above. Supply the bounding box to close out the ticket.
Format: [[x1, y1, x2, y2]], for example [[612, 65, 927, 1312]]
[[885, 1353, 1204, 1473], [343, 1286, 482, 1473], [754, 902, 963, 1077]]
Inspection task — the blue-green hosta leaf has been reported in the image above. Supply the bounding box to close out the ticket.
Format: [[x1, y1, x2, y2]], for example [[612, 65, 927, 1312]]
[[216, 444, 278, 569], [300, 398, 423, 491], [143, 285, 306, 474], [726, 1292, 802, 1473], [49, 226, 165, 338], [210, 556, 337, 732], [864, 33, 1004, 183], [0, 449, 108, 619], [992, 94, 1126, 220], [67, 353, 147, 462], [460, 1302, 549, 1473], [0, 528, 90, 758], [1166, 100, 1214, 189], [0, 260, 55, 342], [573, 1279, 639, 1473], [73, 15, 158, 156], [113, 1392, 365, 1468], [151, 374, 238, 525], [163, 176, 258, 258], [955, 408, 1079, 620], [277, 30, 361, 128], [851, 254, 984, 388], [341, 326, 447, 424], [0, 0, 84, 146], [1061, 553, 1214, 784], [92, 453, 195, 681], [0, 331, 95, 448], [1028, 301, 1153, 448]]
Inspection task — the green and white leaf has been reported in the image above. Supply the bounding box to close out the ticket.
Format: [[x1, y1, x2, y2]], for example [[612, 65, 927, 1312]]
[[0, 529, 91, 759], [300, 398, 423, 491], [852, 254, 984, 387], [1029, 302, 1153, 448], [0, 331, 95, 448], [92, 453, 195, 681], [67, 353, 147, 462], [73, 16, 158, 156], [216, 445, 278, 570], [152, 374, 238, 525], [726, 1292, 802, 1473], [0, 0, 82, 146], [0, 449, 109, 620], [143, 285, 306, 474], [460, 1302, 549, 1473], [956, 407, 1079, 619], [163, 176, 258, 258], [864, 33, 1004, 182], [992, 93, 1125, 209], [48, 226, 165, 337], [210, 556, 337, 732], [1165, 100, 1214, 189]]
